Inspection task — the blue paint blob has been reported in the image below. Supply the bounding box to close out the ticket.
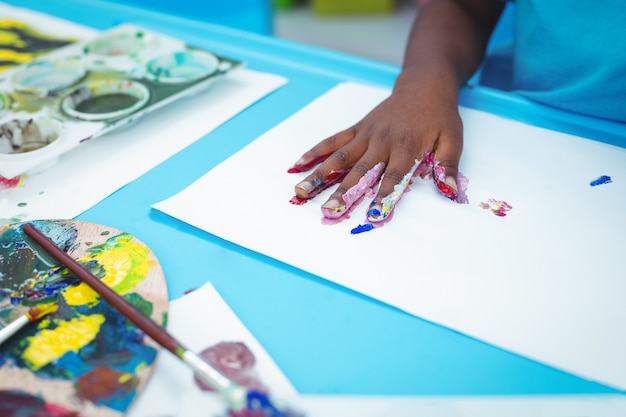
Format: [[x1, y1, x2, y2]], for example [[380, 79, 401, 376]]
[[590, 175, 612, 186], [366, 208, 381, 217], [351, 224, 374, 234]]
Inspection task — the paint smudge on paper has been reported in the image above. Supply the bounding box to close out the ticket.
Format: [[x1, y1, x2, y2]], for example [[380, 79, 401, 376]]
[[480, 199, 513, 217], [193, 341, 266, 393], [350, 223, 374, 234], [590, 175, 612, 187], [289, 195, 307, 205], [0, 175, 25, 190]]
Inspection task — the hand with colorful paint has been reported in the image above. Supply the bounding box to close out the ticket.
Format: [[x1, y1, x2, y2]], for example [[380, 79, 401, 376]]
[[289, 0, 504, 222]]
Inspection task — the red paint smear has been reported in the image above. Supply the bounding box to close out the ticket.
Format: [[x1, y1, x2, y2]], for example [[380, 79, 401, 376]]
[[289, 195, 308, 205], [306, 169, 350, 199], [0, 176, 24, 190], [287, 152, 332, 173], [435, 179, 457, 199], [325, 169, 349, 184]]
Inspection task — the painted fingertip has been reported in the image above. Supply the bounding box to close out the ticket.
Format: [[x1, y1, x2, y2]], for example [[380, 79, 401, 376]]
[[436, 175, 458, 199], [287, 157, 307, 173], [366, 202, 384, 222], [321, 198, 346, 218], [287, 152, 333, 173]]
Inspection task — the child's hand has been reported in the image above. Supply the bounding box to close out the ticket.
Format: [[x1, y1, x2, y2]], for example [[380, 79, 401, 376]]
[[288, 75, 464, 222]]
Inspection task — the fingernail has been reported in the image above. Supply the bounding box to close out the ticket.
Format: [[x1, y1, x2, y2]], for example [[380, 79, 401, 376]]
[[322, 198, 343, 210], [436, 175, 458, 199], [295, 180, 313, 196], [367, 202, 384, 222], [321, 198, 346, 218]]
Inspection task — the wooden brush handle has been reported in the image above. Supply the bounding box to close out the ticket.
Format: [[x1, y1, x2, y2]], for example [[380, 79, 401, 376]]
[[23, 223, 184, 357]]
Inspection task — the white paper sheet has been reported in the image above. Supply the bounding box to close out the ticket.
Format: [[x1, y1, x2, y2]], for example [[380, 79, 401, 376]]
[[153, 82, 626, 390], [124, 282, 626, 417], [0, 68, 286, 223], [127, 282, 297, 417], [293, 394, 626, 417]]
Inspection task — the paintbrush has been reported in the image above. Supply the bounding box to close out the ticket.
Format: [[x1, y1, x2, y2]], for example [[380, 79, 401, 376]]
[[0, 303, 58, 346], [22, 223, 304, 417]]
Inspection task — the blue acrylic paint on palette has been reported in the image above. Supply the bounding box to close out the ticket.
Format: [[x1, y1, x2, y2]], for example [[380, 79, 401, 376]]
[[590, 175, 612, 186]]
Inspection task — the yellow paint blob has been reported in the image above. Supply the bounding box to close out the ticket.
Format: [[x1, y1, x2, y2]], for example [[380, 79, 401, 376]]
[[118, 373, 133, 384], [61, 282, 100, 306], [22, 314, 105, 370], [62, 234, 155, 306], [95, 235, 155, 291]]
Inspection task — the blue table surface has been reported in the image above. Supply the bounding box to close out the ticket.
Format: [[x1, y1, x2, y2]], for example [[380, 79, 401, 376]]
[[10, 0, 626, 397]]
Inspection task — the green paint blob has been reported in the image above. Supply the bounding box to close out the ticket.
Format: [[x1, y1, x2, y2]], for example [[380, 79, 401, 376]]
[[123, 292, 153, 318]]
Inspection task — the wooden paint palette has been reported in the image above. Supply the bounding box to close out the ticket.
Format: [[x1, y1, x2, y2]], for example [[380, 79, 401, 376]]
[[0, 219, 168, 416]]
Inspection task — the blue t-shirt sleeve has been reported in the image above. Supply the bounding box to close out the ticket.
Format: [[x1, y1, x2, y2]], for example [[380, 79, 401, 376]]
[[511, 0, 626, 122]]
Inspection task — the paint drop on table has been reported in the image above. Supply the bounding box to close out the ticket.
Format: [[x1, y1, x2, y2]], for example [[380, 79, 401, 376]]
[[351, 223, 374, 234], [590, 175, 612, 187]]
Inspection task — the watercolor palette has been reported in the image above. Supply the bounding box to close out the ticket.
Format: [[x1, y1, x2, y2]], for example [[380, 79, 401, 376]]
[[0, 24, 242, 178], [0, 219, 169, 416]]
